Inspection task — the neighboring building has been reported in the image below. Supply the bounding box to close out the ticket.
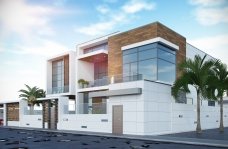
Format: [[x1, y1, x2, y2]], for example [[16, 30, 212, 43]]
[[2, 22, 228, 135]]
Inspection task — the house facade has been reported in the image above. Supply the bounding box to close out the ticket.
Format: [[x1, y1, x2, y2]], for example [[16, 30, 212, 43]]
[[1, 22, 228, 135]]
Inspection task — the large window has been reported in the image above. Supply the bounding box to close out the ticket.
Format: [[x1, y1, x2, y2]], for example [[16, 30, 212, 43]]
[[123, 42, 176, 84], [52, 60, 64, 92]]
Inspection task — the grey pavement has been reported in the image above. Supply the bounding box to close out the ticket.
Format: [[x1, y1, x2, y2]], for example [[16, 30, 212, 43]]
[[0, 126, 227, 149]]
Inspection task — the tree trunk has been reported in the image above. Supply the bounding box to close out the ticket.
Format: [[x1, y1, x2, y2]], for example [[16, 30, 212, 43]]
[[30, 105, 34, 115], [219, 96, 224, 132], [196, 91, 202, 133]]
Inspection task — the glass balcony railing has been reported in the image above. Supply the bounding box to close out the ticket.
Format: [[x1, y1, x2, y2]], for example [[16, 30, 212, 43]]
[[79, 74, 143, 89], [63, 104, 76, 114], [78, 103, 107, 114], [63, 103, 107, 114], [24, 108, 42, 115], [47, 85, 69, 94]]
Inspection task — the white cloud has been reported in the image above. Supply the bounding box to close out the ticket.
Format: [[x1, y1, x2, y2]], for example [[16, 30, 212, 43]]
[[0, 0, 60, 38], [122, 0, 155, 14], [195, 7, 228, 25], [75, 0, 155, 36], [96, 5, 110, 14], [189, 0, 226, 6], [189, 0, 228, 26], [188, 34, 228, 65], [10, 39, 70, 57]]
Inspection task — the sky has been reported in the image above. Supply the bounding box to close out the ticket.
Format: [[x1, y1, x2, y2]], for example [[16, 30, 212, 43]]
[[0, 0, 228, 100]]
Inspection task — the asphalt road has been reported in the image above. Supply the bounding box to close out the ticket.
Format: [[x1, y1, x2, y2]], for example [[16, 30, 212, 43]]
[[0, 127, 226, 149]]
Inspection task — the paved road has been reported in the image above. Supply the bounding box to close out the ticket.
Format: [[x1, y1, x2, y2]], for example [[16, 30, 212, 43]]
[[162, 127, 228, 141], [0, 127, 226, 149]]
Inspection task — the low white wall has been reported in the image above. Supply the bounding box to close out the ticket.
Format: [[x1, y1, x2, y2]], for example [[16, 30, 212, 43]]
[[8, 121, 19, 127], [20, 115, 43, 128], [58, 114, 111, 133], [172, 103, 228, 133]]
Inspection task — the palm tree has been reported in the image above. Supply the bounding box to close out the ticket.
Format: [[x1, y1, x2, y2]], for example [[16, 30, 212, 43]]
[[19, 84, 46, 113], [171, 55, 215, 133], [207, 61, 228, 132]]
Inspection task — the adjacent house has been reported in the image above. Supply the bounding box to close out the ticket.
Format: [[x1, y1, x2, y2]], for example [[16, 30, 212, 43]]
[[1, 22, 228, 135]]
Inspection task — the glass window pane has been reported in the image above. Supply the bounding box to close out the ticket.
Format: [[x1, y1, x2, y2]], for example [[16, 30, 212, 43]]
[[52, 81, 57, 87], [158, 44, 175, 54], [130, 62, 138, 75], [139, 59, 157, 81], [158, 49, 175, 63], [123, 53, 137, 64], [139, 49, 157, 61], [123, 64, 130, 77], [52, 67, 57, 75], [158, 59, 175, 84], [123, 48, 137, 55], [138, 43, 157, 51]]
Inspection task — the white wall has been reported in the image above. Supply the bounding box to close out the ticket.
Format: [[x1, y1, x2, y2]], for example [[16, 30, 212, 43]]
[[69, 51, 76, 94], [143, 81, 172, 135], [58, 114, 111, 133], [108, 81, 144, 135], [171, 103, 228, 133], [76, 60, 94, 85], [19, 100, 43, 128], [20, 115, 43, 128], [58, 96, 111, 133], [7, 121, 19, 127], [3, 104, 7, 126]]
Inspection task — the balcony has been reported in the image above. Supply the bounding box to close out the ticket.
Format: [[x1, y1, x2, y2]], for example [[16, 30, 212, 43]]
[[78, 74, 143, 89], [47, 85, 69, 94], [78, 44, 108, 63]]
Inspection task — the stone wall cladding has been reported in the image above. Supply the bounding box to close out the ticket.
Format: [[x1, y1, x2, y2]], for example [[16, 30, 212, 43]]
[[108, 22, 186, 79]]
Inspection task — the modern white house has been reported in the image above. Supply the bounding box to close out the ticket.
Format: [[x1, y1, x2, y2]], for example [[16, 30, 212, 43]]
[[1, 22, 228, 135]]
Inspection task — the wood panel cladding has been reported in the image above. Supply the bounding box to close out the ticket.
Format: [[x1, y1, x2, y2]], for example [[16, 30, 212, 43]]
[[6, 103, 19, 121], [64, 55, 69, 87], [42, 100, 58, 129], [108, 22, 186, 79]]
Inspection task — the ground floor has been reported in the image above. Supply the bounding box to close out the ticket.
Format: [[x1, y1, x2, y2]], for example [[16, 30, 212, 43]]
[[2, 81, 228, 136], [0, 127, 227, 149]]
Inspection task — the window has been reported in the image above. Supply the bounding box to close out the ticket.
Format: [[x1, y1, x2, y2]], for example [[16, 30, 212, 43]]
[[139, 59, 157, 80], [123, 53, 137, 64], [139, 49, 156, 61], [94, 62, 107, 79], [122, 42, 176, 84], [208, 101, 215, 106], [158, 59, 175, 84], [52, 60, 64, 93], [158, 49, 175, 63]]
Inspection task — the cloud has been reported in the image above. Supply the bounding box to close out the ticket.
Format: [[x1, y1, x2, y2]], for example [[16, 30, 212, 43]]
[[0, 0, 61, 39], [96, 5, 110, 14], [189, 0, 228, 26], [75, 0, 156, 36], [188, 34, 228, 65], [195, 7, 228, 25], [189, 0, 226, 6], [10, 39, 70, 57], [122, 0, 155, 14]]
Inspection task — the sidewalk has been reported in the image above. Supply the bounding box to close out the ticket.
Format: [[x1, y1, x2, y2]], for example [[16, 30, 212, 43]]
[[3, 126, 228, 148]]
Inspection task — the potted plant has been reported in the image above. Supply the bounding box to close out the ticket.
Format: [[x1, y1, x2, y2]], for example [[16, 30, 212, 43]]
[[83, 80, 89, 88], [78, 79, 85, 88]]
